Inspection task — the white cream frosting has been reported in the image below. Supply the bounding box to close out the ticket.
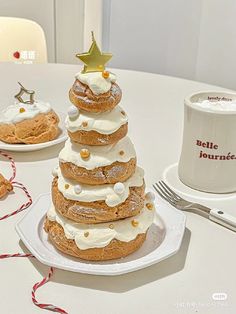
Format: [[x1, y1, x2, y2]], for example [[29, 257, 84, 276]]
[[0, 101, 51, 124], [55, 166, 144, 207], [47, 201, 155, 250], [59, 136, 136, 170], [76, 71, 116, 95], [66, 105, 128, 134]]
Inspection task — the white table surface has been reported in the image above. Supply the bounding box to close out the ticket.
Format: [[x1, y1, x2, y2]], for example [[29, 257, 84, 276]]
[[0, 63, 235, 314]]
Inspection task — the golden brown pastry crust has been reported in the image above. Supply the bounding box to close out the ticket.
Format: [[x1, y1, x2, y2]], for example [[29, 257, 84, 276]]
[[52, 177, 145, 224], [44, 218, 147, 261], [69, 80, 122, 113], [0, 110, 60, 144], [0, 174, 13, 199], [68, 123, 128, 146], [59, 158, 136, 185]]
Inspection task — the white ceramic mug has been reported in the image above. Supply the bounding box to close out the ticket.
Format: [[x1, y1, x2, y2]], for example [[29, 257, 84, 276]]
[[178, 90, 236, 193]]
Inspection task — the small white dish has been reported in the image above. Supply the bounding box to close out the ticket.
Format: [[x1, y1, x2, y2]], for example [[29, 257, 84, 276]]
[[163, 163, 236, 201], [163, 163, 236, 223], [16, 192, 186, 276], [0, 111, 67, 152]]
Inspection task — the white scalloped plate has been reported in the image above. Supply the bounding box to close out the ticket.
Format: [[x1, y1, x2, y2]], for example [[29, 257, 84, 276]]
[[16, 192, 186, 276], [0, 111, 67, 152]]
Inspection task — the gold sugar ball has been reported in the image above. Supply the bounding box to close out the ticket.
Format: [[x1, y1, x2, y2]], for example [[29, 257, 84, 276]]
[[131, 220, 139, 227], [64, 184, 70, 189], [109, 224, 114, 229], [121, 110, 126, 116], [102, 70, 110, 79], [84, 231, 89, 238], [146, 203, 154, 210], [80, 148, 90, 159], [119, 150, 125, 156], [19, 107, 25, 113], [82, 121, 88, 127]]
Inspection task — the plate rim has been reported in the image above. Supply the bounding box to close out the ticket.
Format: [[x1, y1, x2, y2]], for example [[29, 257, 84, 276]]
[[15, 192, 186, 276]]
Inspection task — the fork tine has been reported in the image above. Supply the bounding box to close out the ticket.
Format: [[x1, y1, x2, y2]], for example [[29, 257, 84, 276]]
[[158, 181, 179, 201], [153, 183, 176, 206], [160, 181, 182, 200], [153, 184, 173, 205], [154, 183, 173, 201], [156, 182, 177, 203]]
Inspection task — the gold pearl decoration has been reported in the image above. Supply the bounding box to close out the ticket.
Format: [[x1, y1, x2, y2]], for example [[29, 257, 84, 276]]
[[119, 150, 125, 156], [19, 107, 25, 113], [146, 203, 153, 210], [80, 148, 90, 159], [84, 231, 89, 237], [102, 70, 110, 79], [64, 184, 70, 189], [82, 121, 88, 127], [109, 224, 114, 229], [131, 220, 139, 227]]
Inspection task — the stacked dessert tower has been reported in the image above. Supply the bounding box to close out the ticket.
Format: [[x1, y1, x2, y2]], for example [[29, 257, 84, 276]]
[[44, 33, 156, 261]]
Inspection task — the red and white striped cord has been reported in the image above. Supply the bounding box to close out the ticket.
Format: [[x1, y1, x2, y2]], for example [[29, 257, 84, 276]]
[[0, 150, 16, 181], [0, 181, 33, 221], [0, 254, 68, 314], [0, 151, 68, 314], [0, 150, 32, 220], [0, 253, 34, 259], [32, 267, 68, 314]]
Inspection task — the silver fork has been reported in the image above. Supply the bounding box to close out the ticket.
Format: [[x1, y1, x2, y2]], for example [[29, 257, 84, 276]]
[[153, 181, 236, 232]]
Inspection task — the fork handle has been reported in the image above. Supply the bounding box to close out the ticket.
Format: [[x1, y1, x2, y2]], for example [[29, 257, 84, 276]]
[[209, 209, 236, 232]]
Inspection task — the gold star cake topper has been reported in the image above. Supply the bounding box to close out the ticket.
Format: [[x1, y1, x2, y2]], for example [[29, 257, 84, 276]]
[[14, 82, 35, 104], [76, 31, 112, 73]]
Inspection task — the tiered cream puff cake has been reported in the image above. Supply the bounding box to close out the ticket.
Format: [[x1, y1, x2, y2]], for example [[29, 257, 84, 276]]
[[44, 35, 156, 261]]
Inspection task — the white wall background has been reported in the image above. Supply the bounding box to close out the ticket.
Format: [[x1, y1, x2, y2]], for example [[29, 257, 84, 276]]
[[0, 0, 84, 63], [1, 0, 236, 89], [103, 0, 236, 90], [195, 0, 236, 89], [0, 0, 56, 62]]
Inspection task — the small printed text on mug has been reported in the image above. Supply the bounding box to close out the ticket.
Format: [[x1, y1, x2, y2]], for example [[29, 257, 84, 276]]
[[197, 140, 236, 160], [207, 96, 232, 102]]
